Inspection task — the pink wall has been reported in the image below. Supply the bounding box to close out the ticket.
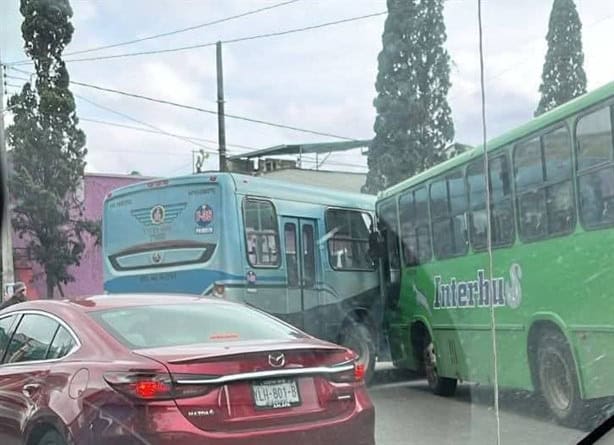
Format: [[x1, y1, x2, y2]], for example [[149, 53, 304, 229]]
[[13, 173, 150, 299]]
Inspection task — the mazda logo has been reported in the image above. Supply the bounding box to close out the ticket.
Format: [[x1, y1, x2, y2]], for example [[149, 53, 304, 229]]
[[268, 352, 285, 368]]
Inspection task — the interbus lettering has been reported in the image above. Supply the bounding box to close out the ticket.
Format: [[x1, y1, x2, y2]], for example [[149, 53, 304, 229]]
[[433, 264, 522, 309]]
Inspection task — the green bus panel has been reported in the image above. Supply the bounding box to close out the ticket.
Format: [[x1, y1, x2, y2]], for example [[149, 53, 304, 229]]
[[388, 227, 614, 399]]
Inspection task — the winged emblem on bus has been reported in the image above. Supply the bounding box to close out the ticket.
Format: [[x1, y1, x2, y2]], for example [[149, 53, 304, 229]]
[[131, 203, 187, 227]]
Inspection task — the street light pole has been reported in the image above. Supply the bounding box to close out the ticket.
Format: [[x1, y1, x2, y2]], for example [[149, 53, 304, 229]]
[[0, 60, 15, 295], [216, 41, 227, 172]]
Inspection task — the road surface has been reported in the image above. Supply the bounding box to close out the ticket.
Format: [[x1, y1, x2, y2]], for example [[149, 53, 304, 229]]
[[370, 364, 589, 444]]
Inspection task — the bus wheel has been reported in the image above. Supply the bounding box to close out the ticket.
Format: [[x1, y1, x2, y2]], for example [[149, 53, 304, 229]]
[[536, 329, 585, 427], [423, 337, 457, 396], [340, 322, 376, 385]]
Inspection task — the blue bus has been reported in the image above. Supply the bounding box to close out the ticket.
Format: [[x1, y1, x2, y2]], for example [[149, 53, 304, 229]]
[[102, 172, 382, 380]]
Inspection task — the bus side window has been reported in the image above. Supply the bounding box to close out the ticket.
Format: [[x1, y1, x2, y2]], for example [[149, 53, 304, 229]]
[[284, 223, 299, 287], [467, 154, 515, 249], [430, 170, 468, 260], [244, 199, 280, 267], [514, 124, 575, 240], [380, 202, 401, 270], [577, 106, 614, 229], [325, 209, 374, 271]]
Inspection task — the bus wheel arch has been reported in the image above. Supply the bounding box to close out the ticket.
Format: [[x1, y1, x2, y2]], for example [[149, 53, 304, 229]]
[[410, 321, 430, 375], [338, 309, 376, 385], [412, 321, 457, 396], [527, 318, 587, 427]]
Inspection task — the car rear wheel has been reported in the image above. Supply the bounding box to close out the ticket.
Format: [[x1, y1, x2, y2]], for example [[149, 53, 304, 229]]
[[340, 322, 376, 385], [36, 430, 67, 445], [536, 329, 586, 427], [423, 336, 457, 396]]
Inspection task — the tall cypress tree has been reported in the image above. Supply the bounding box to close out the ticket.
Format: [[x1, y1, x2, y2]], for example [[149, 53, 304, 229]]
[[364, 0, 454, 194], [535, 0, 587, 116], [7, 0, 97, 298]]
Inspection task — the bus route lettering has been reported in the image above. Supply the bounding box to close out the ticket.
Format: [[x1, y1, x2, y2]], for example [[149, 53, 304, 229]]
[[432, 263, 522, 309]]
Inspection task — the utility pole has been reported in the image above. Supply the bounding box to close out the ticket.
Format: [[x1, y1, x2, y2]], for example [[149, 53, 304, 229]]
[[216, 41, 227, 172], [0, 60, 15, 296]]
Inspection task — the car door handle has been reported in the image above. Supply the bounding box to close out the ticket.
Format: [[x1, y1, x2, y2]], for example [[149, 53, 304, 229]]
[[22, 383, 41, 397]]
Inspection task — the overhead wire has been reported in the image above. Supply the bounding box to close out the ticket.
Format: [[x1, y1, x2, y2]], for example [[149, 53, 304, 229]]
[[7, 11, 387, 65], [78, 117, 257, 151], [78, 116, 367, 169], [3, 72, 367, 169], [63, 0, 301, 57], [67, 78, 359, 141], [74, 92, 219, 154]]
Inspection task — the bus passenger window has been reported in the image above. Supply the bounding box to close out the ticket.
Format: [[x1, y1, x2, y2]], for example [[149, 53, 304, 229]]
[[577, 106, 613, 170], [430, 171, 467, 259], [414, 187, 432, 263], [244, 199, 280, 267], [468, 154, 515, 249], [515, 126, 574, 241], [579, 166, 614, 227], [380, 201, 401, 270], [399, 192, 418, 266], [302, 225, 316, 288], [577, 106, 614, 229], [284, 223, 299, 287], [325, 209, 374, 271]]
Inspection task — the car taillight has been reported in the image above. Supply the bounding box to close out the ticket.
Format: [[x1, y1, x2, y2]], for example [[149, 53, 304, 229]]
[[104, 372, 212, 400], [354, 362, 366, 382], [330, 360, 365, 383]]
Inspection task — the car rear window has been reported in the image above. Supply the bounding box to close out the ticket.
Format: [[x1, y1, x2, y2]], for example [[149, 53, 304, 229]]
[[89, 302, 303, 349]]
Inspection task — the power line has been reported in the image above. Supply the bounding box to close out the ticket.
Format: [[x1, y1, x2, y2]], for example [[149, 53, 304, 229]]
[[3, 66, 31, 76], [79, 117, 257, 152], [5, 66, 362, 142], [79, 116, 367, 169], [68, 78, 359, 141], [3, 71, 367, 169], [9, 11, 386, 65], [63, 0, 301, 57], [74, 92, 219, 154]]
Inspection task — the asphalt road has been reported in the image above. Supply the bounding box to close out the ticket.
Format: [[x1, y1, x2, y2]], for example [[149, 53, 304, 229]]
[[369, 364, 589, 445]]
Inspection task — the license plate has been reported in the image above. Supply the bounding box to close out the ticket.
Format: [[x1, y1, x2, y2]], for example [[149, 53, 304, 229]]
[[251, 379, 301, 409]]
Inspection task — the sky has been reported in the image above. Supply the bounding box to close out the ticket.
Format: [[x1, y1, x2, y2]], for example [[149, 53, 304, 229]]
[[1, 0, 613, 177]]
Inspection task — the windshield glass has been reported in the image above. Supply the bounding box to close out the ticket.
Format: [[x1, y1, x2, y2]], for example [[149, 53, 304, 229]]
[[1, 0, 613, 444]]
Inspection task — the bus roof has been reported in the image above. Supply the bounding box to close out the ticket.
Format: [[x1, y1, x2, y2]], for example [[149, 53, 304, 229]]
[[106, 172, 375, 210], [379, 80, 614, 200]]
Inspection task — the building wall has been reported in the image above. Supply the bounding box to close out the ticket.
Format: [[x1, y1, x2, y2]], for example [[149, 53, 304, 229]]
[[12, 173, 149, 299]]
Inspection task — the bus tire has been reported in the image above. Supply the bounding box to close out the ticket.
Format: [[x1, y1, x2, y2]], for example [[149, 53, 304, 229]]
[[340, 322, 376, 385], [536, 328, 586, 427], [423, 336, 457, 397]]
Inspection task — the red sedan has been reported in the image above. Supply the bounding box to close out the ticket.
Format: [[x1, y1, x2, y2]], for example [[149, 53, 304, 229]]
[[0, 294, 375, 445]]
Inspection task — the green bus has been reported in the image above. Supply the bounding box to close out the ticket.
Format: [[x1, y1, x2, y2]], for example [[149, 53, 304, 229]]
[[376, 81, 614, 427]]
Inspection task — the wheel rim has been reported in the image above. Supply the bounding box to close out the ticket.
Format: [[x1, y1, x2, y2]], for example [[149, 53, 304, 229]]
[[424, 341, 439, 388], [540, 347, 573, 414]]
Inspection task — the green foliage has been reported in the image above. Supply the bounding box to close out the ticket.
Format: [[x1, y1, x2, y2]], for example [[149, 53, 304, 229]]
[[535, 0, 587, 116], [364, 0, 454, 194], [7, 0, 94, 298]]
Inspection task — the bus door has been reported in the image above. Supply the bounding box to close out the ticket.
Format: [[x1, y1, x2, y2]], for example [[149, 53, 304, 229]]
[[281, 217, 319, 335]]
